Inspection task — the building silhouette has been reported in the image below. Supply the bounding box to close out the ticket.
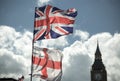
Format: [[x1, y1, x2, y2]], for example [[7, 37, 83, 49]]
[[0, 78, 17, 81], [91, 43, 107, 81]]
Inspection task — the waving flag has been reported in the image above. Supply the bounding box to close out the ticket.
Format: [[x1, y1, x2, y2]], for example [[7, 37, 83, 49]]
[[18, 76, 24, 81], [34, 5, 77, 41], [32, 47, 63, 81]]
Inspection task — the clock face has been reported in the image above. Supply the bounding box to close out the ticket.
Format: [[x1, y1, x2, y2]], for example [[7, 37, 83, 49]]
[[94, 73, 102, 81]]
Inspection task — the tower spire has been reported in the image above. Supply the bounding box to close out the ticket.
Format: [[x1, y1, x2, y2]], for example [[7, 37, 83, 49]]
[[95, 41, 102, 60], [91, 41, 107, 81], [92, 41, 105, 70]]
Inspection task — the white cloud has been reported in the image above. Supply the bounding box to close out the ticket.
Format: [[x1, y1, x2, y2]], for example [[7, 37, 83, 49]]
[[62, 32, 120, 81], [37, 0, 51, 6], [35, 36, 69, 49], [0, 26, 120, 81], [0, 25, 21, 48], [74, 30, 90, 41], [0, 26, 32, 80]]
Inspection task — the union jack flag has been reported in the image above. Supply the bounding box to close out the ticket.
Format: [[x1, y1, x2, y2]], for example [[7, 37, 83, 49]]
[[34, 5, 77, 41]]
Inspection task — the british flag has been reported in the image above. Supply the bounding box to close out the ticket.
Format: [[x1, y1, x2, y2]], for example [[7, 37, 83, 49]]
[[34, 5, 77, 41]]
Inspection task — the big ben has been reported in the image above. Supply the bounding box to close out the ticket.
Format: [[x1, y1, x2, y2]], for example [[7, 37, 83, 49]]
[[91, 43, 107, 81]]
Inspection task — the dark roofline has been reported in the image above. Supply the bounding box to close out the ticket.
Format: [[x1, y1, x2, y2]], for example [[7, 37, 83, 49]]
[[0, 78, 17, 81]]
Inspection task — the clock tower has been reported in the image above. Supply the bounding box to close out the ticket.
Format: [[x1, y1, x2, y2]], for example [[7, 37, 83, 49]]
[[91, 43, 107, 81]]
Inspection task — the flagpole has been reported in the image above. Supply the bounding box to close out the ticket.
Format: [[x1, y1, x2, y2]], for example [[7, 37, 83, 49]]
[[30, 32, 35, 81], [30, 40, 34, 81], [30, 7, 37, 81]]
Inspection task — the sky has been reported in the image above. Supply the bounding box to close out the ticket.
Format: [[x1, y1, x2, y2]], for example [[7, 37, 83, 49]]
[[0, 0, 120, 81]]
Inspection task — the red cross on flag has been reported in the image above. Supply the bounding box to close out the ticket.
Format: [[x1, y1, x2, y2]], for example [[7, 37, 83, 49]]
[[32, 47, 63, 81]]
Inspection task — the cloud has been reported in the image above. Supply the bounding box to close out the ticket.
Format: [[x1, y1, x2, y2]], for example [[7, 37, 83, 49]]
[[62, 32, 120, 81], [0, 25, 120, 81], [0, 25, 32, 80], [37, 0, 51, 6], [74, 30, 90, 41], [35, 36, 69, 49], [62, 54, 91, 81]]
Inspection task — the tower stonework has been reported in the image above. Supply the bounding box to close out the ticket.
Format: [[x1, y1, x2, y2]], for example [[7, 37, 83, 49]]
[[91, 43, 107, 81]]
